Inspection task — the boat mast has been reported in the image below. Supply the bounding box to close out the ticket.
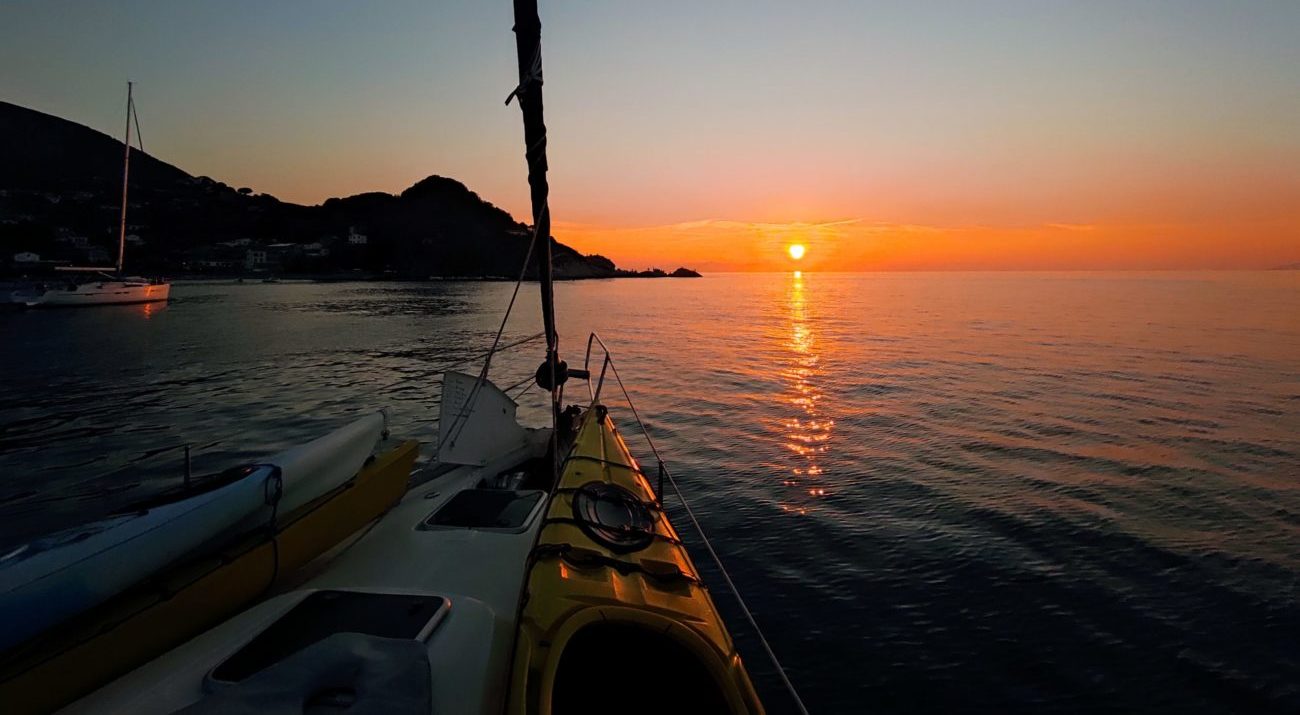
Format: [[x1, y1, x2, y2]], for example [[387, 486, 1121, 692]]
[[117, 82, 133, 276], [511, 0, 563, 413]]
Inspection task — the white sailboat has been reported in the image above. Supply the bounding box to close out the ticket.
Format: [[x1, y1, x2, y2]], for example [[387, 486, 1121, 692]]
[[9, 82, 171, 308]]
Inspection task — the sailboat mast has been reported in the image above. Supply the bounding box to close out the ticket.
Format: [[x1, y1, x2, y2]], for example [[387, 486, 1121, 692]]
[[511, 0, 559, 376], [117, 82, 133, 275]]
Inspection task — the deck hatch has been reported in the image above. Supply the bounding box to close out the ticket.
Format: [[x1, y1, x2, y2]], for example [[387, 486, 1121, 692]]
[[209, 590, 447, 684], [422, 488, 544, 530]]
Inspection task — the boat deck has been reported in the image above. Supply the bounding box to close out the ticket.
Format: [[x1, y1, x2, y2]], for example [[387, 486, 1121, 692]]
[[64, 428, 553, 715]]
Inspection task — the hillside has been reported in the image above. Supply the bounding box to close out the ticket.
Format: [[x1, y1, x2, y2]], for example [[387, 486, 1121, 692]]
[[0, 101, 696, 279]]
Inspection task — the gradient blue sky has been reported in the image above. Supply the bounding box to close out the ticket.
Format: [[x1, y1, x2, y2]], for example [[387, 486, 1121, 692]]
[[2, 1, 1297, 269]]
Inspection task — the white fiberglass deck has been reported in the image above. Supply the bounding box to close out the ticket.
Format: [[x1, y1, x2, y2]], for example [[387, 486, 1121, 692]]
[[64, 428, 552, 715]]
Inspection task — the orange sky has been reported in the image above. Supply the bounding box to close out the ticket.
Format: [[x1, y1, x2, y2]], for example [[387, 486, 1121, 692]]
[[550, 153, 1300, 271], [553, 218, 1300, 272], [5, 2, 1297, 271]]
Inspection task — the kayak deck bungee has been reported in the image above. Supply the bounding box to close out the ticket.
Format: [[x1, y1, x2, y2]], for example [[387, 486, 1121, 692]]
[[508, 405, 763, 715], [0, 439, 417, 715]]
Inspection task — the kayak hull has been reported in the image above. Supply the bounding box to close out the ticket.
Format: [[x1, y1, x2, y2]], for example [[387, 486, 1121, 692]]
[[0, 472, 271, 652], [0, 411, 387, 652]]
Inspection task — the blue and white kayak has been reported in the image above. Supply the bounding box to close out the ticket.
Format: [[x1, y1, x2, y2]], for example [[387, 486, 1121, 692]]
[[0, 411, 388, 652]]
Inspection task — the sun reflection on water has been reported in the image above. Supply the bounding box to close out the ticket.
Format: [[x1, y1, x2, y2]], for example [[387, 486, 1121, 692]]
[[779, 270, 833, 514]]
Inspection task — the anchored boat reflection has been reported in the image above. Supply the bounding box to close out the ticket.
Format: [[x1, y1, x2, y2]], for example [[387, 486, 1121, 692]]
[[780, 270, 833, 514]]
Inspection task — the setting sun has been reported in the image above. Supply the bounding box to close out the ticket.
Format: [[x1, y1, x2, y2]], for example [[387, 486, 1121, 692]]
[[788, 244, 806, 261]]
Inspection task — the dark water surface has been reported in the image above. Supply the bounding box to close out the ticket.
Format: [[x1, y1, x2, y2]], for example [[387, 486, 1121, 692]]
[[2, 272, 1298, 713]]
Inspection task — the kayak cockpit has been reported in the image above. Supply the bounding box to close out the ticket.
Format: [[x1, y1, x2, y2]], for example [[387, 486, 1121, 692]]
[[176, 590, 447, 714], [182, 631, 434, 714], [552, 622, 733, 715]]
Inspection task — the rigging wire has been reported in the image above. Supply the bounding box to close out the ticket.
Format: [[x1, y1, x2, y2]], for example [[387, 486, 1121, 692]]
[[503, 373, 537, 397], [601, 351, 812, 715], [130, 91, 144, 152], [499, 374, 535, 397], [660, 465, 811, 715], [427, 332, 543, 378]]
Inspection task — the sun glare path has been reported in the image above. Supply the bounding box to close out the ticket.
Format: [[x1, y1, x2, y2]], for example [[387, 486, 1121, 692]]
[[788, 244, 806, 261]]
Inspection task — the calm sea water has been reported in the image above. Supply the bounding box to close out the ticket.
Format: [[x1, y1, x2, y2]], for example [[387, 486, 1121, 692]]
[[2, 272, 1298, 713]]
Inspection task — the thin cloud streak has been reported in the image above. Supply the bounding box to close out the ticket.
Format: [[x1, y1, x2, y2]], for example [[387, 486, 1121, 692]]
[[553, 217, 1300, 272]]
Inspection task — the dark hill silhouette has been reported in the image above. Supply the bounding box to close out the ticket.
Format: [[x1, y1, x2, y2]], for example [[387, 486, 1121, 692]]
[[0, 101, 697, 279], [0, 101, 192, 192]]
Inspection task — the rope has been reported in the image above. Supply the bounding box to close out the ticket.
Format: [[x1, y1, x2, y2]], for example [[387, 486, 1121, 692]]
[[531, 542, 699, 585], [504, 43, 543, 106], [604, 352, 811, 715]]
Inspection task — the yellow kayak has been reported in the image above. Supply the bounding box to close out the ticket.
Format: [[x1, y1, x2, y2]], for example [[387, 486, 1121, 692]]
[[508, 406, 763, 714], [0, 439, 417, 715]]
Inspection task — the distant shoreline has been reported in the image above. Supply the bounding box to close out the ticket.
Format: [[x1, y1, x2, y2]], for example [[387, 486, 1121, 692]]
[[161, 270, 701, 283], [1, 269, 703, 286], [0, 273, 704, 296]]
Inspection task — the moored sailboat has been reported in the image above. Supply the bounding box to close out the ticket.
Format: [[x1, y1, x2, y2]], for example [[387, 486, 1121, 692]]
[[9, 82, 171, 308]]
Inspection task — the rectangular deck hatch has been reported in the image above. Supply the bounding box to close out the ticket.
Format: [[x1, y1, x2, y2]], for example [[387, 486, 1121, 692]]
[[422, 489, 544, 530], [210, 590, 448, 683]]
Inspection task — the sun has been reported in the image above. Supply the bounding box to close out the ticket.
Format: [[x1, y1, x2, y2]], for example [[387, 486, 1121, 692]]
[[787, 244, 806, 261]]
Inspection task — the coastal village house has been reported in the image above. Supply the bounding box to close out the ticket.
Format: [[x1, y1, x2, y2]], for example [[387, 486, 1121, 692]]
[[244, 249, 268, 270], [347, 226, 368, 245]]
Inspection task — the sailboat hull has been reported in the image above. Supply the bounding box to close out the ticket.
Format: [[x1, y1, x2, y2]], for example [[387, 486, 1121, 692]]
[[11, 281, 170, 307]]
